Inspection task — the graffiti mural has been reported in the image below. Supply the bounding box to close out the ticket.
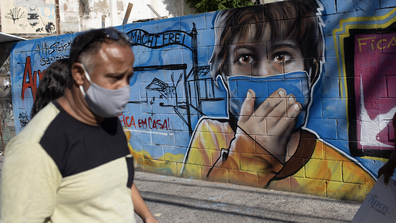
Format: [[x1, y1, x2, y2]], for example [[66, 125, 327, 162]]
[[11, 35, 71, 130], [10, 0, 396, 201], [1, 0, 56, 33]]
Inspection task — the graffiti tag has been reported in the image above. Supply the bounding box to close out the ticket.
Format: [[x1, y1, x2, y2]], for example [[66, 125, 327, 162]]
[[21, 57, 44, 100], [128, 29, 193, 50], [19, 112, 29, 128], [35, 40, 71, 56], [118, 114, 170, 130], [5, 7, 25, 24], [357, 35, 396, 52]]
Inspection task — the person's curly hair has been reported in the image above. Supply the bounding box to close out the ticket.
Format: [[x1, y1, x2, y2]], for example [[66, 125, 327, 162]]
[[30, 59, 70, 118]]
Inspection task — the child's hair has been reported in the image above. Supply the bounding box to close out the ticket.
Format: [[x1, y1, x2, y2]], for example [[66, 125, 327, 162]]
[[209, 0, 324, 85], [31, 59, 70, 118]]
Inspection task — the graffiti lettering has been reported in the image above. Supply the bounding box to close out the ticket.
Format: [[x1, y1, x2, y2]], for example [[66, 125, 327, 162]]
[[130, 30, 160, 47], [358, 36, 396, 52], [40, 55, 69, 66], [118, 114, 170, 130], [21, 56, 45, 100], [128, 29, 190, 49], [35, 40, 71, 56]]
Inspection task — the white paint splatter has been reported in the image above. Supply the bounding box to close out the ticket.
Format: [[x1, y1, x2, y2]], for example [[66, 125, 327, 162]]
[[359, 78, 395, 148]]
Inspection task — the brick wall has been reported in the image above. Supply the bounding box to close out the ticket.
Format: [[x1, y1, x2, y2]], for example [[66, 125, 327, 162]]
[[9, 0, 396, 201]]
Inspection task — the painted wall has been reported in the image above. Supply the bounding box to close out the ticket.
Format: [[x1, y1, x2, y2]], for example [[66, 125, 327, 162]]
[[1, 0, 194, 34], [59, 0, 194, 33], [59, 0, 195, 33], [10, 0, 396, 201], [1, 0, 57, 34]]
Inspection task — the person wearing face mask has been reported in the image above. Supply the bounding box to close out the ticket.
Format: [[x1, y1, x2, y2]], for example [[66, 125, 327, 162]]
[[181, 0, 375, 200], [1, 28, 158, 223]]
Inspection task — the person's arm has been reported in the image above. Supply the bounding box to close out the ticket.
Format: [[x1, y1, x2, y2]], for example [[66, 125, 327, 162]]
[[131, 183, 158, 223], [378, 113, 396, 185], [378, 151, 396, 185], [1, 142, 61, 222]]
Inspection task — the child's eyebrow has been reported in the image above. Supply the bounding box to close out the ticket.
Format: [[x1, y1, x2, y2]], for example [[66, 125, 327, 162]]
[[233, 44, 256, 53], [269, 42, 300, 52]]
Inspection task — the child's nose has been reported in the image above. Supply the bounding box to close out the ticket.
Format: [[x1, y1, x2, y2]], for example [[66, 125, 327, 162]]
[[255, 61, 273, 77]]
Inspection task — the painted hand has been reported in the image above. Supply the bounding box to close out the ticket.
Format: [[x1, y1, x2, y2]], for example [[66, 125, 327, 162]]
[[237, 88, 301, 163]]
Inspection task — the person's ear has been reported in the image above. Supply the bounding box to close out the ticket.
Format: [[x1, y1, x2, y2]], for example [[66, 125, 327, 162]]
[[71, 62, 85, 86]]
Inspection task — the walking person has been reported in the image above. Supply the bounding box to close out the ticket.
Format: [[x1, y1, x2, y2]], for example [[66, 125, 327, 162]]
[[1, 28, 158, 223]]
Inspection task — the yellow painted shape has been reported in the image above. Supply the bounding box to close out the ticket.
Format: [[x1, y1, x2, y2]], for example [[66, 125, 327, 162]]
[[163, 152, 184, 162], [186, 147, 215, 166], [305, 159, 342, 181], [361, 156, 389, 162], [292, 177, 326, 197], [292, 165, 305, 178], [343, 161, 377, 184], [266, 177, 292, 192], [181, 163, 202, 179], [154, 160, 178, 176], [203, 166, 229, 183], [229, 169, 258, 187], [311, 140, 324, 159], [327, 181, 373, 201]]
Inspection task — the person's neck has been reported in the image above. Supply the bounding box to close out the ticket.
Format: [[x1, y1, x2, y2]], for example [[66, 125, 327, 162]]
[[57, 87, 104, 126]]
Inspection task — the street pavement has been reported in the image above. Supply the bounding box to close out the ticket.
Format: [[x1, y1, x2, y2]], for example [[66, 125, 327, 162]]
[[133, 171, 363, 223], [0, 156, 363, 222]]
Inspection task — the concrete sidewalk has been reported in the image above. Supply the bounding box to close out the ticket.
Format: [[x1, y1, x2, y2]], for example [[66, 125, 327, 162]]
[[134, 171, 362, 223], [0, 156, 362, 222]]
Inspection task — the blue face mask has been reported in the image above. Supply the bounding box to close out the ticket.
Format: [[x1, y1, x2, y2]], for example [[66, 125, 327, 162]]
[[227, 71, 310, 130]]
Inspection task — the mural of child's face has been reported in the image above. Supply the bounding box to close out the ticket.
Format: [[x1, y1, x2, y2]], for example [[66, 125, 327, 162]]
[[227, 24, 305, 77]]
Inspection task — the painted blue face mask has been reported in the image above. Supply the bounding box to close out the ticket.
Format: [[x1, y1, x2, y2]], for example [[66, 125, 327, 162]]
[[227, 71, 310, 130], [79, 65, 131, 118]]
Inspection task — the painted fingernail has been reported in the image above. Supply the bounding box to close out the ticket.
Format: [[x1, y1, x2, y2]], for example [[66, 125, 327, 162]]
[[288, 96, 295, 103], [247, 90, 252, 99], [294, 104, 301, 111], [279, 90, 285, 97]]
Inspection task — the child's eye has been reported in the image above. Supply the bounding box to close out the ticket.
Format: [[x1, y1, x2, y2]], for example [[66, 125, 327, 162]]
[[273, 54, 291, 63], [238, 55, 255, 64]]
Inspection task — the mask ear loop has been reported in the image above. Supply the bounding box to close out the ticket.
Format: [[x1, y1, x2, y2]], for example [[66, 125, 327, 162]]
[[79, 64, 92, 97]]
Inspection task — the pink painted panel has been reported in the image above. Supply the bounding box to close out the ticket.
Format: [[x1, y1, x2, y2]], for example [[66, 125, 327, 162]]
[[354, 33, 396, 151]]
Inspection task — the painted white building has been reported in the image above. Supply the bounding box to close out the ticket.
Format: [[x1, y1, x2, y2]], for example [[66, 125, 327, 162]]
[[1, 0, 195, 34]]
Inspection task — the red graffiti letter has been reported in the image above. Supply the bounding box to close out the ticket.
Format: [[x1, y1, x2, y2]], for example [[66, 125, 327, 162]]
[[38, 69, 45, 81], [21, 57, 37, 100], [130, 116, 136, 128], [118, 114, 125, 126]]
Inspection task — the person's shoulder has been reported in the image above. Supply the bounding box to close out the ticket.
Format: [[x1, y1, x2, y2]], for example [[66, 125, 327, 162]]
[[15, 103, 61, 144], [316, 140, 375, 181], [5, 103, 62, 165], [195, 117, 232, 132]]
